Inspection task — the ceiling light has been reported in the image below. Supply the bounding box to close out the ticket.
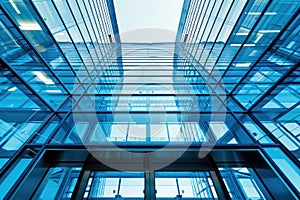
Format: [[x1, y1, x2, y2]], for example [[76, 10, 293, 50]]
[[265, 12, 277, 15], [258, 30, 281, 33], [230, 44, 242, 47], [243, 44, 255, 47], [247, 12, 261, 15], [230, 44, 255, 47], [248, 12, 277, 15], [8, 86, 17, 92], [235, 63, 251, 68], [33, 71, 54, 85], [19, 23, 42, 31], [45, 90, 62, 93], [236, 32, 249, 36], [9, 0, 21, 14]]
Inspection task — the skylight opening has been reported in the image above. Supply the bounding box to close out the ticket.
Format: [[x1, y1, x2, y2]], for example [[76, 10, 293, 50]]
[[114, 0, 184, 43]]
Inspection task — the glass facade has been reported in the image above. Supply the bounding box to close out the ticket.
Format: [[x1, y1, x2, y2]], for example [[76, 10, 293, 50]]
[[0, 0, 299, 199]]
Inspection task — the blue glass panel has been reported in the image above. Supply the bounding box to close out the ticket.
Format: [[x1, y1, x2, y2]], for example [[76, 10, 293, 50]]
[[264, 148, 300, 192], [262, 121, 299, 154], [0, 2, 69, 108], [84, 171, 144, 199], [0, 158, 9, 170], [155, 171, 218, 199], [219, 167, 268, 199], [0, 158, 32, 199], [35, 167, 82, 199]]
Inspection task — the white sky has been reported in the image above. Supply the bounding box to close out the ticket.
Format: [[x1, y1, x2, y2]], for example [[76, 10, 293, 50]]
[[114, 0, 184, 42]]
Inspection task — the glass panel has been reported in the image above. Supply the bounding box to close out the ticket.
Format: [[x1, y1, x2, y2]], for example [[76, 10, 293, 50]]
[[84, 171, 144, 199], [155, 171, 218, 199], [219, 167, 268, 200], [0, 110, 48, 153], [52, 112, 255, 145], [264, 148, 300, 192], [0, 4, 68, 108], [31, 115, 62, 144], [0, 158, 9, 169], [260, 120, 299, 159], [34, 167, 82, 200], [0, 158, 32, 199]]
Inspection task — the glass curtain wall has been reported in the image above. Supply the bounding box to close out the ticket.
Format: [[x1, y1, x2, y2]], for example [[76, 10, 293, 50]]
[[0, 0, 299, 199]]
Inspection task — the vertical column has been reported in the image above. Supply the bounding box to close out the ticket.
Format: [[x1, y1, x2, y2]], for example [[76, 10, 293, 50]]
[[208, 155, 231, 200], [144, 171, 156, 200], [71, 170, 90, 200]]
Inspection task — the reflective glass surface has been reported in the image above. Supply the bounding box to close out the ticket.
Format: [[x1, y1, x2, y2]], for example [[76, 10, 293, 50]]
[[155, 171, 218, 199], [33, 167, 82, 200], [0, 0, 299, 199], [83, 171, 144, 199], [219, 167, 269, 200]]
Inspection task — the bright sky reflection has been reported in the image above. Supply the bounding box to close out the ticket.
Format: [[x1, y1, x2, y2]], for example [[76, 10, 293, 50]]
[[114, 0, 184, 42]]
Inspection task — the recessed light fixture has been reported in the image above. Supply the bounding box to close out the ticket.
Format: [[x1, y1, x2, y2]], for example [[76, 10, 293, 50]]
[[235, 63, 251, 67], [258, 30, 281, 33], [8, 86, 17, 92], [230, 44, 242, 47], [19, 23, 42, 31], [45, 90, 62, 93], [248, 12, 277, 15], [236, 32, 249, 36], [33, 71, 54, 85], [243, 44, 256, 47], [230, 44, 256, 47], [265, 12, 277, 15], [9, 0, 21, 14], [248, 12, 261, 15]]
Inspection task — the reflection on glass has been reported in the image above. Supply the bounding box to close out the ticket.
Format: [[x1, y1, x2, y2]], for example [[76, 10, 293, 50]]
[[155, 171, 218, 199], [34, 167, 82, 200], [219, 167, 268, 200], [0, 158, 32, 199], [264, 148, 300, 193], [84, 172, 144, 199], [0, 111, 47, 152]]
